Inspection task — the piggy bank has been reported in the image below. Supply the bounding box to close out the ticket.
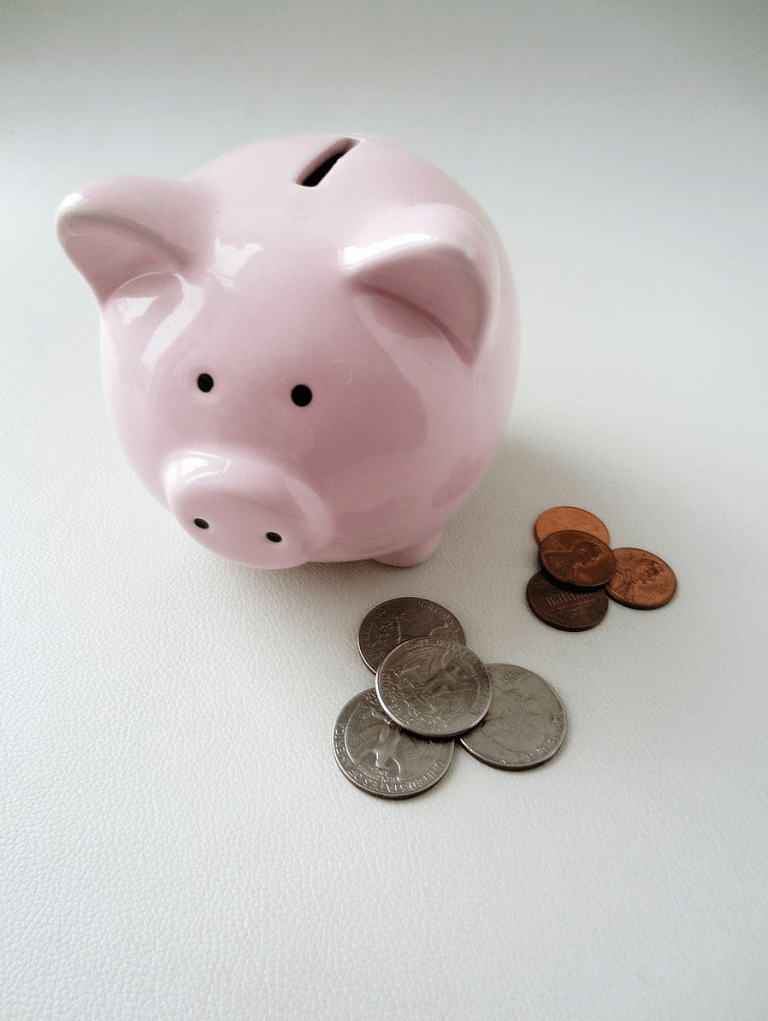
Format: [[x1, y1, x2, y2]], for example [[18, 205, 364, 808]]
[[56, 134, 519, 568]]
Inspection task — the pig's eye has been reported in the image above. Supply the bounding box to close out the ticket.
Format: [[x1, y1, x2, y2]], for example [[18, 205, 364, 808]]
[[291, 384, 312, 407], [197, 373, 214, 392]]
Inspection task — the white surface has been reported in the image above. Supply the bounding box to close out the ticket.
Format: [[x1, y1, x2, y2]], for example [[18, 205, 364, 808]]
[[3, 1, 768, 1019]]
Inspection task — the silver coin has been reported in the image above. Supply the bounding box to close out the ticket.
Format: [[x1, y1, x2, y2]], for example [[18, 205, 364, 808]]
[[375, 637, 492, 738], [333, 689, 454, 799], [357, 597, 466, 674], [459, 664, 567, 770]]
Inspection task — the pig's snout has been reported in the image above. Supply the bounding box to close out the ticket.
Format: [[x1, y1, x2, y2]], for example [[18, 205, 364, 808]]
[[165, 452, 334, 569]]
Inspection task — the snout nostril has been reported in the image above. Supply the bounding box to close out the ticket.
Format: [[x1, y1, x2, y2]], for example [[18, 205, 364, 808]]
[[266, 532, 282, 543], [194, 518, 210, 529]]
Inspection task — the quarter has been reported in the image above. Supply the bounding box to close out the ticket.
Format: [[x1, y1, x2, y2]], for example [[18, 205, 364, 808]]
[[375, 637, 491, 738], [333, 688, 454, 799], [358, 597, 466, 674], [459, 664, 567, 770]]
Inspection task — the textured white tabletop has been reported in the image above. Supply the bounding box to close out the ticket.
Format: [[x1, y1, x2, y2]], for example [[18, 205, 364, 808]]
[[3, 1, 767, 1019]]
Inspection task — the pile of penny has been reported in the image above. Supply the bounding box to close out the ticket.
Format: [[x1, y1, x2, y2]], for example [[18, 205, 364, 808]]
[[526, 506, 677, 632], [333, 597, 566, 799]]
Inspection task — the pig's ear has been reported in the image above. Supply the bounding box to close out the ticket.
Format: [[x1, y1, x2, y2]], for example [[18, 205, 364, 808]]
[[343, 204, 498, 363], [56, 177, 211, 303]]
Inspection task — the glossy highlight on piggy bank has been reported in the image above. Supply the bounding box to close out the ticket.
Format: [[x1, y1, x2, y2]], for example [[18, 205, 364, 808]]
[[56, 134, 519, 568]]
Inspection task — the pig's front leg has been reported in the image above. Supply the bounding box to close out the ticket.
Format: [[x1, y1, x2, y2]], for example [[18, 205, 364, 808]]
[[374, 531, 443, 568]]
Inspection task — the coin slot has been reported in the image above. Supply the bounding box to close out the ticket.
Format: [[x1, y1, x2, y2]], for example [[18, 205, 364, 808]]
[[297, 139, 358, 187], [266, 532, 282, 543]]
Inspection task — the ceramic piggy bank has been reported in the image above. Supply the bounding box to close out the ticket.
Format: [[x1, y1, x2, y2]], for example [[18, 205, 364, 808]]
[[57, 134, 519, 568]]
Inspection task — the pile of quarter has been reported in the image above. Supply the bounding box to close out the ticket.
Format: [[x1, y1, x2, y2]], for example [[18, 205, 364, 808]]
[[334, 597, 567, 799], [527, 506, 677, 632]]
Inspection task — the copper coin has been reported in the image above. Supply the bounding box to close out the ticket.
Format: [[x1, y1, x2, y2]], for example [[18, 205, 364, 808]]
[[533, 506, 610, 546], [538, 529, 615, 587], [526, 571, 609, 631], [606, 547, 677, 609]]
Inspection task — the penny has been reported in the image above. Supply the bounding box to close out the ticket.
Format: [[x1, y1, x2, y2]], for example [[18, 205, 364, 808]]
[[333, 689, 454, 799], [533, 506, 610, 546], [459, 664, 567, 770], [606, 547, 677, 609], [375, 637, 492, 738], [538, 529, 616, 587], [526, 570, 609, 631], [358, 597, 466, 674]]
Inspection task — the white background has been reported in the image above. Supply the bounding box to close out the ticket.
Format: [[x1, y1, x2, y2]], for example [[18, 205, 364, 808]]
[[2, 1, 767, 1018]]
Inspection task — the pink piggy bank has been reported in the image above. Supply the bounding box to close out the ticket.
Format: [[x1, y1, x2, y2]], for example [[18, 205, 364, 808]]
[[57, 134, 519, 568]]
